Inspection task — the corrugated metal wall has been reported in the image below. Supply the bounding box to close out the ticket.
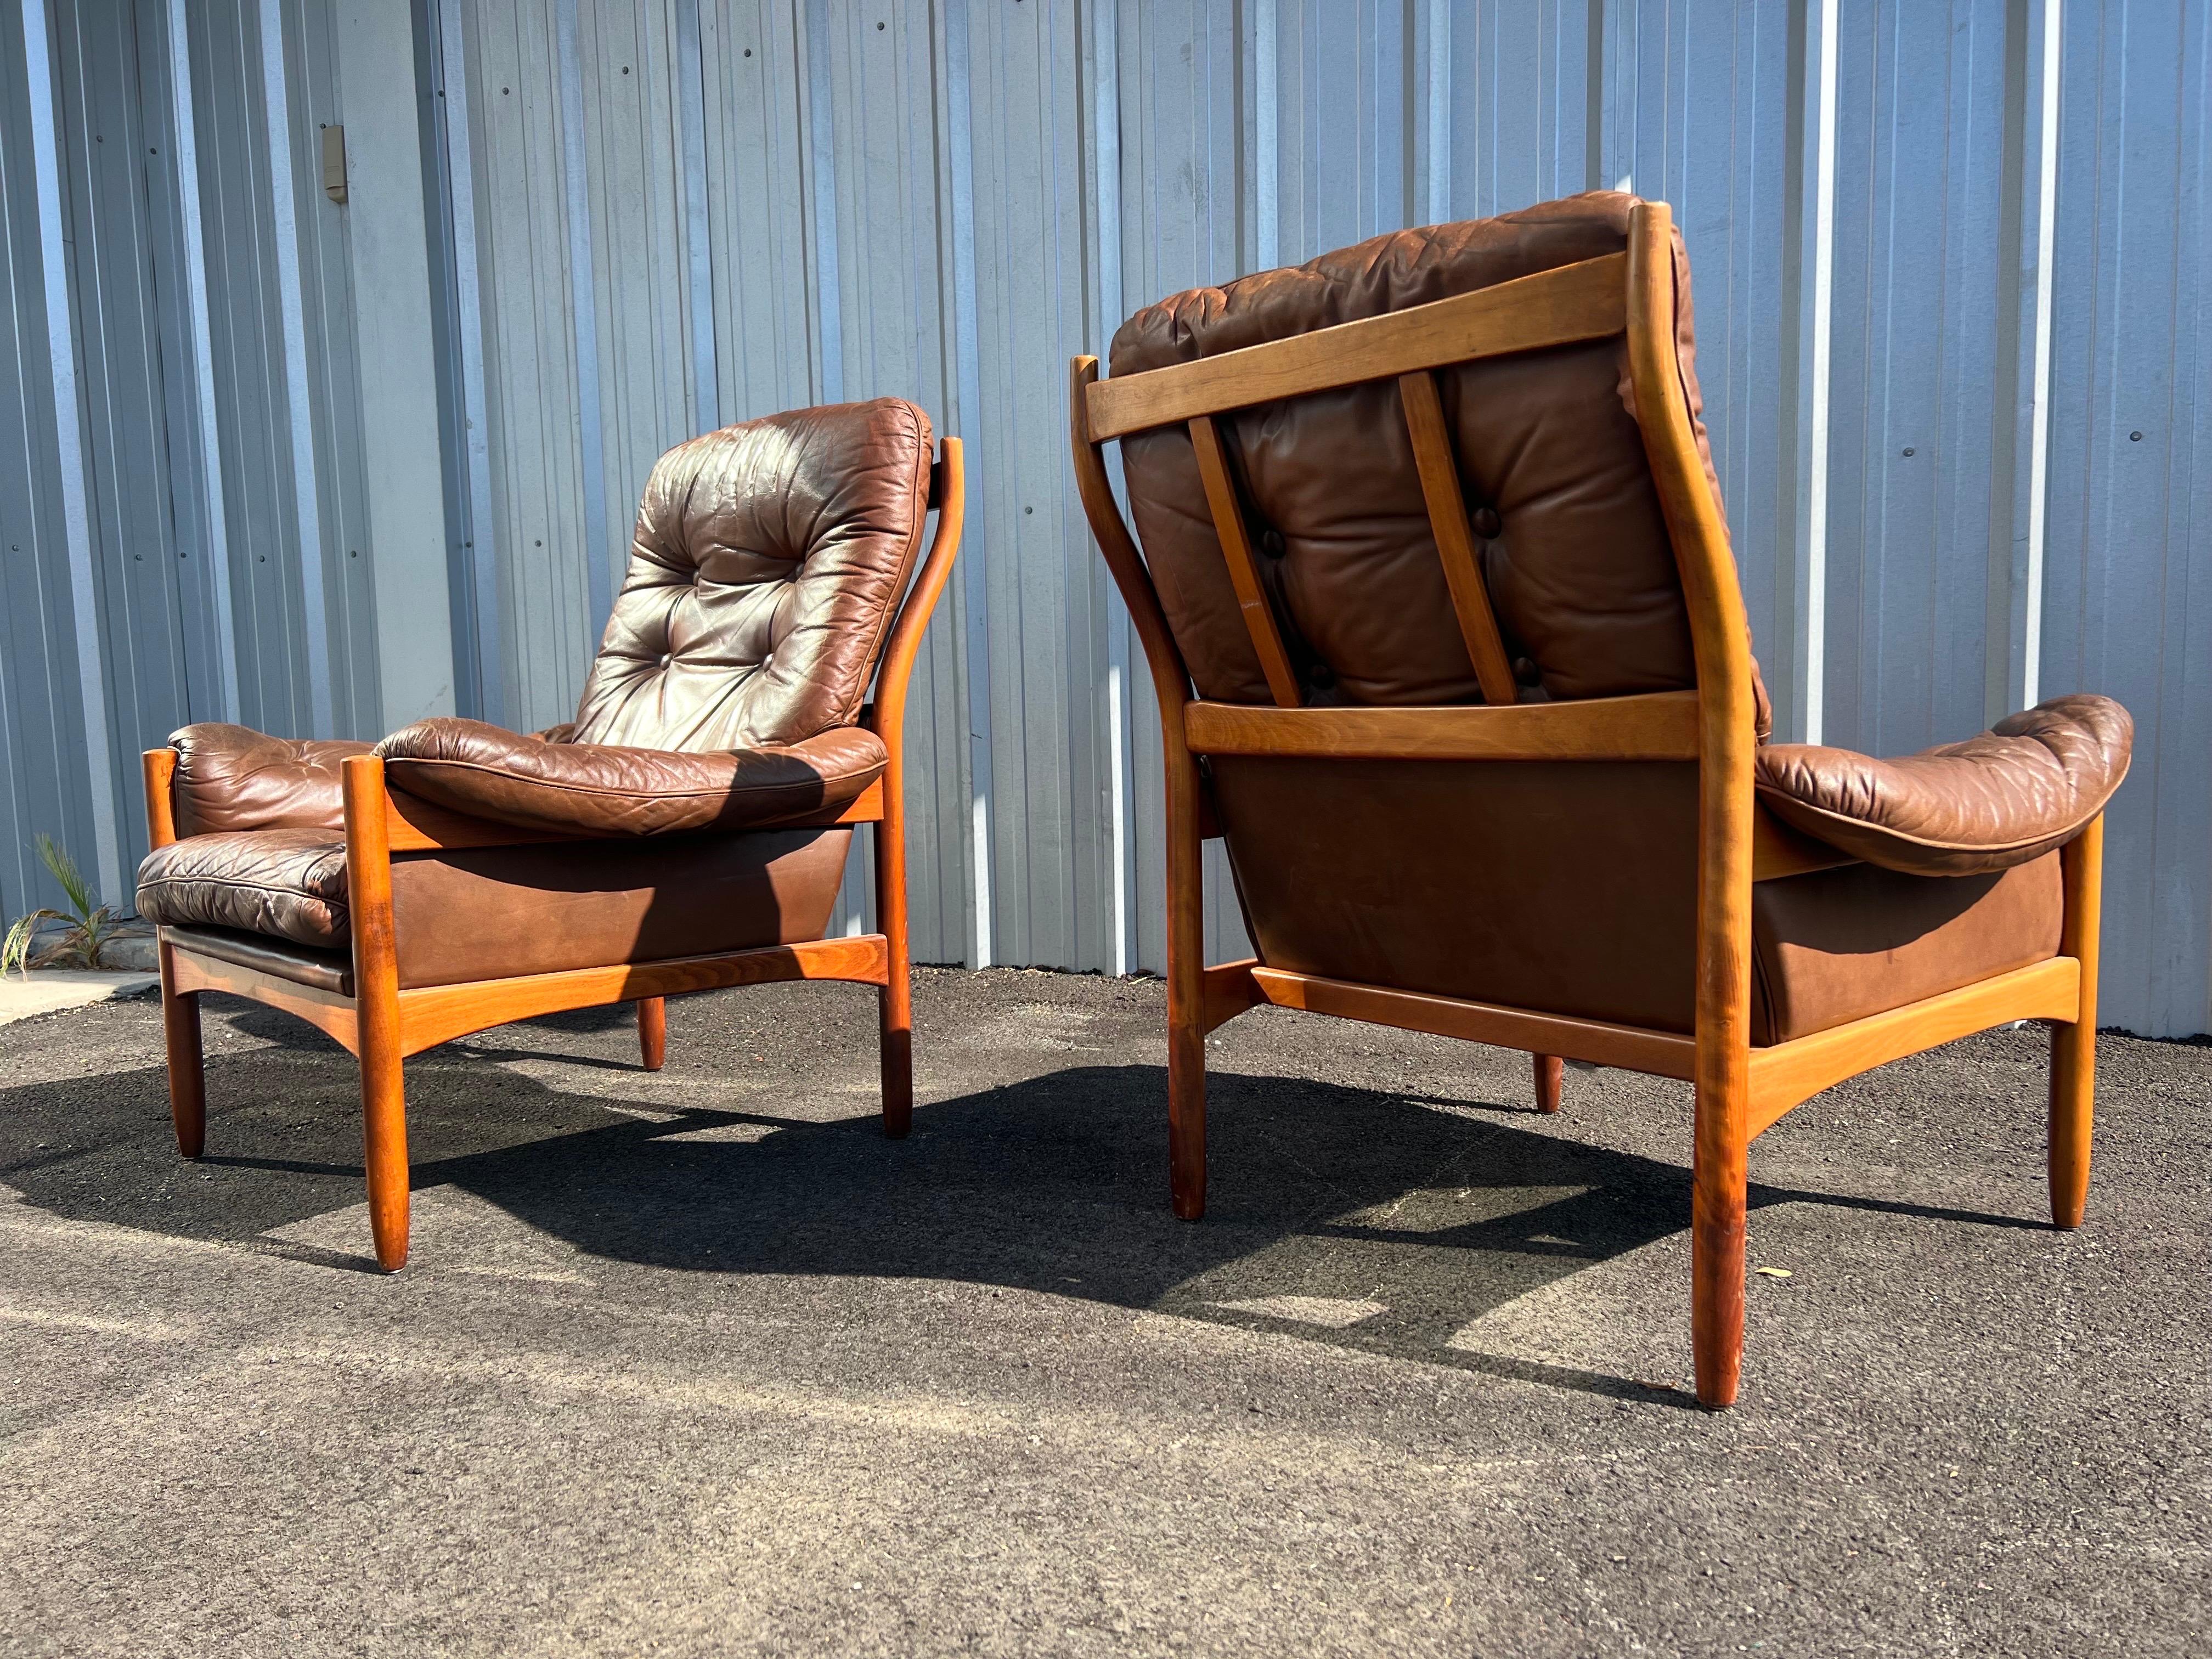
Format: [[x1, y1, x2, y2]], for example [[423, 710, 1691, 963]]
[[1, 0, 377, 917], [4, 1, 2208, 1037]]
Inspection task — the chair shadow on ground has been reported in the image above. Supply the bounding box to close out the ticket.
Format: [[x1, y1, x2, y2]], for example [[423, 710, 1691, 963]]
[[0, 1004, 2049, 1410]]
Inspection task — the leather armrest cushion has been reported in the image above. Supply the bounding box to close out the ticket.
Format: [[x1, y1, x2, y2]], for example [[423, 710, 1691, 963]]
[[375, 718, 887, 837], [167, 724, 375, 837], [1753, 694, 2132, 876]]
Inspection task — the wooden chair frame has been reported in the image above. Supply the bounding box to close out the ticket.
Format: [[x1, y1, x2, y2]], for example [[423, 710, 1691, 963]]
[[1071, 204, 2101, 1408], [145, 440, 966, 1274]]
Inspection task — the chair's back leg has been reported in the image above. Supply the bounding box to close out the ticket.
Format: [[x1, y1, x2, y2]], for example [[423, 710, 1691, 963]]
[[636, 997, 667, 1071], [157, 935, 206, 1158], [2050, 814, 2103, 1228], [1532, 1053, 1564, 1115]]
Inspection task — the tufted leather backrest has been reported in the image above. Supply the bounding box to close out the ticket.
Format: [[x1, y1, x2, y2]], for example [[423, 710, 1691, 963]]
[[568, 398, 934, 751], [1108, 191, 1768, 732]]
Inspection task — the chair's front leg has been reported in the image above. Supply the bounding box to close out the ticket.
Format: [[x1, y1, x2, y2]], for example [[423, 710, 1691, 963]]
[[157, 935, 206, 1158], [2050, 814, 2103, 1229], [874, 806, 914, 1139], [637, 997, 667, 1071], [343, 758, 410, 1272], [1691, 1075, 1748, 1408]]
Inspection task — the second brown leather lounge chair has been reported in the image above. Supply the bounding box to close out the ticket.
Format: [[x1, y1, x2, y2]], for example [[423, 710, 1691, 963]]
[[1070, 194, 2131, 1408], [136, 400, 963, 1272]]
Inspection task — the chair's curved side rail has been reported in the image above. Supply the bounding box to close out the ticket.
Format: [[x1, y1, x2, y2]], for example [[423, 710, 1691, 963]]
[[868, 437, 966, 758]]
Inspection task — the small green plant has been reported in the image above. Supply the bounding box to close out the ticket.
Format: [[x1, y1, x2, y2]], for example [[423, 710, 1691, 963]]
[[2, 835, 123, 976]]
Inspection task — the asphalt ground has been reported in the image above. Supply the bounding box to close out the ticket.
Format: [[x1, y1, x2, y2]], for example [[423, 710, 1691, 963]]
[[1, 967, 2204, 1656]]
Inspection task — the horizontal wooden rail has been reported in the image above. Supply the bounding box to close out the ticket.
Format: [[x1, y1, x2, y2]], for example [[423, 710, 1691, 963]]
[[1183, 690, 1700, 763], [1746, 956, 2081, 1136], [1250, 966, 1697, 1079], [1085, 252, 1627, 439], [1201, 958, 1265, 1033], [396, 935, 891, 1058], [168, 944, 360, 1054]]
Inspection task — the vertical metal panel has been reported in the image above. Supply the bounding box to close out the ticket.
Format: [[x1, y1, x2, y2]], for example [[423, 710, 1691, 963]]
[[1822, 0, 2013, 756], [0, 0, 105, 921], [183, 0, 320, 740], [164, 0, 241, 723], [456, 0, 597, 731], [1602, 0, 1802, 739], [2043, 0, 2211, 1035], [17, 0, 121, 900]]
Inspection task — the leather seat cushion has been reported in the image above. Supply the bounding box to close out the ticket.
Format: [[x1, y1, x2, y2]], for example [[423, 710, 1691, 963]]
[[1108, 191, 1770, 735], [167, 724, 372, 836], [137, 830, 351, 951], [571, 398, 933, 751], [1751, 855, 2063, 1045], [1755, 695, 2131, 876], [376, 718, 886, 837], [138, 828, 854, 989]]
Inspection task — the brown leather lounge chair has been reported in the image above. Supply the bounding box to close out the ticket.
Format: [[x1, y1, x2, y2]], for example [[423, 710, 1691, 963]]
[[136, 400, 963, 1272], [1069, 195, 2131, 1408]]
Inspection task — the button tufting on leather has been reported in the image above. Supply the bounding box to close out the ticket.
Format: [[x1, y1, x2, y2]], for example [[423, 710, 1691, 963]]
[[1305, 662, 1335, 690], [1260, 528, 1286, 558], [1470, 506, 1502, 540]]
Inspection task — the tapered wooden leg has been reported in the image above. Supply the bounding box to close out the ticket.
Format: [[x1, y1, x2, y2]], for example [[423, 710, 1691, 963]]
[[636, 997, 667, 1071], [1533, 1053, 1564, 1114], [344, 756, 409, 1272], [360, 1035, 411, 1273], [157, 937, 206, 1158], [873, 803, 915, 1139], [2050, 816, 2102, 1229], [1691, 1075, 1748, 1409], [1165, 749, 1207, 1220]]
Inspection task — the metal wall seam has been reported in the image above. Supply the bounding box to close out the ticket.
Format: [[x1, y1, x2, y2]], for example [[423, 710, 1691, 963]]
[[799, 0, 841, 405], [943, 0, 994, 969], [256, 0, 334, 741], [1088, 0, 1132, 976], [553, 0, 610, 640], [1423, 0, 1452, 222], [433, 0, 503, 729], [1789, 0, 1838, 745], [2000, 0, 2062, 719], [165, 0, 239, 722], [19, 0, 119, 899], [673, 0, 715, 433], [1252, 0, 1277, 269]]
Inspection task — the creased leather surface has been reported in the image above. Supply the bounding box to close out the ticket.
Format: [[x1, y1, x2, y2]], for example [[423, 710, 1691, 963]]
[[376, 718, 886, 837], [1108, 191, 1771, 735], [570, 398, 932, 749], [1754, 695, 2132, 876], [138, 827, 855, 985], [137, 830, 351, 950], [385, 830, 851, 988], [167, 725, 372, 837], [1748, 855, 2062, 1045]]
